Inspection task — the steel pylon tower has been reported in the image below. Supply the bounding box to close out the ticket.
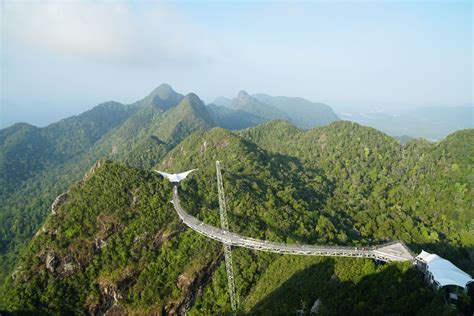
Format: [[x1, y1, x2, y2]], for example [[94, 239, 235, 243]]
[[216, 161, 237, 311]]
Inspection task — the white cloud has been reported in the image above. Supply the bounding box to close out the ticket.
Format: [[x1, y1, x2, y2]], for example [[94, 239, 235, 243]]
[[1, 0, 471, 121], [2, 1, 218, 67]]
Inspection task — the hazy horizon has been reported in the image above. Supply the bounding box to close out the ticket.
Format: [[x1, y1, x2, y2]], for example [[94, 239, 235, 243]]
[[1, 1, 472, 128]]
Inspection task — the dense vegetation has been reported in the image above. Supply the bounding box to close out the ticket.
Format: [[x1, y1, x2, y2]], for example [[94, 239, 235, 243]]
[[207, 104, 265, 130], [1, 121, 471, 314], [2, 162, 221, 314], [239, 121, 473, 269], [0, 101, 137, 195], [252, 93, 339, 128], [212, 90, 339, 129], [0, 101, 139, 280], [0, 85, 215, 282], [0, 85, 472, 314]]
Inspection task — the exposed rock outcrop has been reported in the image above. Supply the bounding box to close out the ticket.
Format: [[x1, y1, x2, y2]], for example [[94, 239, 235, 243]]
[[310, 298, 321, 314], [45, 252, 58, 272], [51, 191, 69, 215], [11, 265, 23, 282], [84, 160, 107, 180], [96, 282, 122, 315], [91, 272, 138, 315], [173, 253, 225, 314]]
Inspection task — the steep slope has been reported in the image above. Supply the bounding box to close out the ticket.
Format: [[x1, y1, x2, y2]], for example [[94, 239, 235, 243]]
[[159, 93, 216, 143], [3, 130, 300, 313], [242, 256, 443, 315], [0, 101, 138, 281], [133, 83, 184, 111], [1, 89, 472, 315], [207, 104, 266, 130], [2, 161, 221, 314], [120, 92, 216, 169], [253, 93, 339, 128], [0, 101, 137, 195], [0, 86, 215, 283], [215, 90, 289, 121], [86, 84, 186, 163], [237, 119, 302, 150], [213, 91, 339, 129], [0, 123, 45, 193], [3, 123, 463, 314], [240, 121, 474, 269], [98, 92, 215, 168]]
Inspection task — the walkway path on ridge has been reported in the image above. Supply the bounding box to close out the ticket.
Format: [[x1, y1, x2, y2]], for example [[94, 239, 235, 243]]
[[171, 185, 414, 263]]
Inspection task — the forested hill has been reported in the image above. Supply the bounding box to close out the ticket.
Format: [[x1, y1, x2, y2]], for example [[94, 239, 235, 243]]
[[0, 101, 137, 195], [0, 83, 340, 282], [0, 84, 216, 283], [210, 91, 339, 130], [252, 93, 339, 128], [239, 121, 473, 259], [1, 120, 472, 314]]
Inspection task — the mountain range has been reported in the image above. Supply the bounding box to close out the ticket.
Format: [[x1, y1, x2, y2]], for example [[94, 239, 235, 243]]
[[0, 84, 472, 314], [210, 90, 339, 129]]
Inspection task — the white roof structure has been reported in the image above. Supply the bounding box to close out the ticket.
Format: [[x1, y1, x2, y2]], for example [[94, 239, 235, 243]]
[[155, 169, 197, 183], [416, 250, 473, 288]]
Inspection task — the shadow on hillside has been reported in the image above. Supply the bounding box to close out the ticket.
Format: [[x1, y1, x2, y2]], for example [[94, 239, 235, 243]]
[[245, 259, 335, 315], [245, 257, 460, 316]]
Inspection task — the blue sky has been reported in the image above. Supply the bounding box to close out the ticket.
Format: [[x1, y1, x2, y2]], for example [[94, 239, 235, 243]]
[[1, 1, 472, 127]]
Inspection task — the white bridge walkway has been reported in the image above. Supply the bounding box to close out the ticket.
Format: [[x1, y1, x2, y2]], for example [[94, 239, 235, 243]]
[[171, 185, 414, 263]]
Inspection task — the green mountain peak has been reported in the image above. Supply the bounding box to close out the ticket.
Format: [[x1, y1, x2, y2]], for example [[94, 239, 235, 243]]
[[149, 83, 176, 98], [237, 90, 250, 98], [182, 92, 203, 105], [139, 83, 184, 111], [173, 93, 216, 127], [1, 85, 472, 315]]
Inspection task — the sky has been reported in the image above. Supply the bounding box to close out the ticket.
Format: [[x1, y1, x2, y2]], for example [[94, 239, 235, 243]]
[[1, 0, 472, 128]]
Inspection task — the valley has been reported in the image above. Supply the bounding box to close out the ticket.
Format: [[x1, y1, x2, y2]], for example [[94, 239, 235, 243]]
[[0, 85, 472, 314]]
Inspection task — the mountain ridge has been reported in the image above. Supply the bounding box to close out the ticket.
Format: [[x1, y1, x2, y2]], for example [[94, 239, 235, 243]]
[[212, 91, 339, 129], [0, 85, 472, 314], [0, 84, 216, 283], [252, 93, 339, 128], [134, 83, 184, 111], [2, 120, 471, 314]]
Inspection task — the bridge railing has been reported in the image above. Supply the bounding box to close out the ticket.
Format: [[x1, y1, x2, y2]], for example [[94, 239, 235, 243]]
[[172, 185, 412, 261], [176, 191, 367, 252]]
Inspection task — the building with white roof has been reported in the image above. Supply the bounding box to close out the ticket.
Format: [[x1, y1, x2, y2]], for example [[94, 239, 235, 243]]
[[415, 250, 473, 289], [415, 250, 473, 306]]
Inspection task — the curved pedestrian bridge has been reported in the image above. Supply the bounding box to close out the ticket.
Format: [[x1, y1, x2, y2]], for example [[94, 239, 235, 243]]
[[171, 185, 414, 263]]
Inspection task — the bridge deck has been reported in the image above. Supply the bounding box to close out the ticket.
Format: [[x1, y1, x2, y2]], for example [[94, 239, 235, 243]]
[[171, 185, 414, 262]]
